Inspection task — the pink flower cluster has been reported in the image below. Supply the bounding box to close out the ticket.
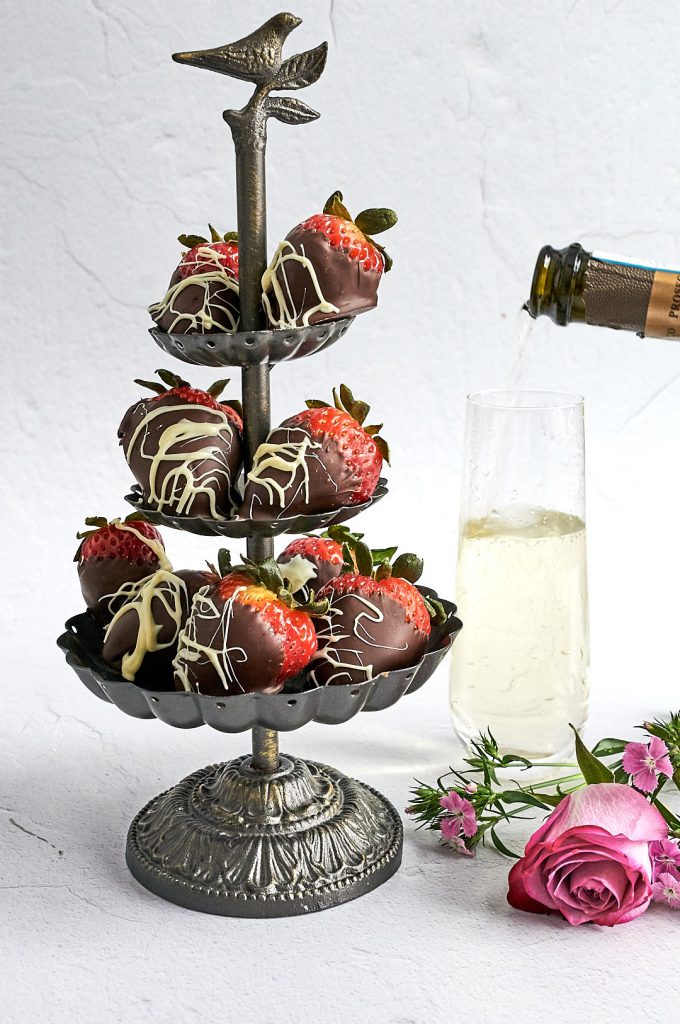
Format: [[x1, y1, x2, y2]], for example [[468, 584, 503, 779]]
[[439, 792, 477, 856], [650, 839, 680, 909]]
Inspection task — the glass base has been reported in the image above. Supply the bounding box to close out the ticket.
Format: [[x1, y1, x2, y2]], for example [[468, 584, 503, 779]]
[[450, 706, 588, 762]]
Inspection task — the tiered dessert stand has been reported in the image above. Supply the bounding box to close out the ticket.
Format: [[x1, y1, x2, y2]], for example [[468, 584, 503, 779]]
[[58, 12, 462, 917]]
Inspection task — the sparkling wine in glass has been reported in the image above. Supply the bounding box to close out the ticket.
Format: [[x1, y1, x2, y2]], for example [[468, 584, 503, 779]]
[[449, 390, 589, 758]]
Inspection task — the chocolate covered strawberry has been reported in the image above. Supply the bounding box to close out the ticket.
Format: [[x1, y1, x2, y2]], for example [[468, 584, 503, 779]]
[[149, 226, 240, 333], [174, 553, 326, 697], [119, 369, 244, 521], [308, 540, 444, 687], [262, 191, 397, 328], [75, 514, 170, 624], [277, 533, 344, 598], [102, 567, 217, 685], [242, 384, 389, 520]]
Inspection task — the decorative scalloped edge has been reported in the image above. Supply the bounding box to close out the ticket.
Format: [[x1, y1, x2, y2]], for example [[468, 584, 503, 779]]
[[124, 479, 388, 539], [57, 591, 462, 734], [149, 315, 356, 368]]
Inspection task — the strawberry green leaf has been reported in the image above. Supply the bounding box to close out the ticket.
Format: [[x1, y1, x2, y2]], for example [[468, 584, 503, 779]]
[[208, 224, 222, 243], [273, 41, 328, 91], [224, 398, 243, 419], [266, 96, 320, 126], [134, 378, 166, 395], [83, 516, 109, 529], [424, 596, 447, 623], [371, 545, 398, 564], [323, 191, 352, 222], [373, 436, 391, 465], [259, 558, 285, 595], [371, 239, 393, 272], [207, 378, 230, 399], [177, 233, 208, 248], [341, 541, 356, 574], [364, 423, 383, 437], [338, 384, 355, 410], [354, 208, 398, 236], [156, 368, 187, 389], [223, 231, 238, 243], [326, 525, 364, 545], [374, 561, 392, 582], [355, 541, 374, 578], [305, 398, 330, 409], [349, 400, 369, 425], [217, 549, 232, 578], [391, 553, 423, 584]]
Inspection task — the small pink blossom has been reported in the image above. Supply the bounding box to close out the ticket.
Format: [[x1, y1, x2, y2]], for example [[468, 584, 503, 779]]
[[465, 782, 478, 795], [442, 831, 475, 857], [651, 871, 680, 909], [622, 736, 673, 793], [650, 838, 680, 881], [439, 791, 477, 838]]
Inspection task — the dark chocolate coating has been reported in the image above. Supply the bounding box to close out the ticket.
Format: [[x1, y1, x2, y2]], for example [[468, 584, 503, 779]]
[[78, 556, 159, 625], [264, 225, 381, 327], [101, 572, 190, 676], [241, 422, 361, 520], [119, 394, 242, 519], [173, 588, 285, 697], [309, 590, 427, 687], [150, 267, 240, 334]]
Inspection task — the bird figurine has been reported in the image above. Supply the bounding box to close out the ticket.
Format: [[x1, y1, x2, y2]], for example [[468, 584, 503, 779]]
[[173, 12, 302, 85]]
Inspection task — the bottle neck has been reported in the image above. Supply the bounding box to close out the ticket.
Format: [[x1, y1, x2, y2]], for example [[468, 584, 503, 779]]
[[527, 243, 588, 326]]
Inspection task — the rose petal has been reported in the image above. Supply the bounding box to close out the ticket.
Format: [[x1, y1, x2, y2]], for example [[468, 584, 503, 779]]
[[507, 859, 553, 915], [543, 785, 667, 844]]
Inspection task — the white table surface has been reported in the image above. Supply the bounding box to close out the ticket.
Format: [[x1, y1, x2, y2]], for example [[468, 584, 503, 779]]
[[4, 615, 679, 1024]]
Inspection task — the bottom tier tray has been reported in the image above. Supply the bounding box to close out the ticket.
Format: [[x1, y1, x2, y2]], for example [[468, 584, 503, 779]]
[[126, 753, 402, 917]]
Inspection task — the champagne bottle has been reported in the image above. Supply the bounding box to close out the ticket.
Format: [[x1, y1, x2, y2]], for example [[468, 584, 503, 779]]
[[527, 242, 680, 339]]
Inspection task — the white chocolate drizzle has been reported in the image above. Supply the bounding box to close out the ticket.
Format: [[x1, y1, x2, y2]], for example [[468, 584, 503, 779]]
[[104, 570, 187, 681], [310, 592, 409, 687], [173, 586, 250, 695], [149, 247, 240, 333], [261, 239, 340, 328], [243, 427, 330, 518], [109, 518, 173, 572], [278, 554, 317, 595], [126, 402, 239, 521]]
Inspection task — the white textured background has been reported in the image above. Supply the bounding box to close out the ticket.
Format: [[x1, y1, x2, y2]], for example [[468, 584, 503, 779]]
[[3, 2, 680, 1021]]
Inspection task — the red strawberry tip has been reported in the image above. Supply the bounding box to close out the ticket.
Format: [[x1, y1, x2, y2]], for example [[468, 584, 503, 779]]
[[321, 190, 397, 272], [304, 384, 390, 464]]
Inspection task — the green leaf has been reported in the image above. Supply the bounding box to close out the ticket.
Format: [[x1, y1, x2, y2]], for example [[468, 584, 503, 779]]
[[489, 827, 520, 860], [258, 558, 285, 595], [323, 190, 352, 221], [338, 383, 355, 411], [371, 545, 398, 564], [570, 724, 614, 784], [391, 553, 423, 584], [424, 596, 447, 624], [217, 549, 232, 578], [354, 541, 374, 578], [373, 436, 391, 465], [349, 400, 370, 425], [208, 224, 222, 243], [591, 737, 629, 757], [305, 399, 329, 409], [498, 791, 556, 811], [364, 423, 383, 437], [156, 368, 186, 389], [207, 378, 230, 399], [177, 233, 207, 248], [354, 207, 398, 236], [223, 231, 238, 243], [134, 378, 166, 395]]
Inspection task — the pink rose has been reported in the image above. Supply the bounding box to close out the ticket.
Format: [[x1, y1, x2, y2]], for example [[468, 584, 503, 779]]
[[508, 783, 667, 927]]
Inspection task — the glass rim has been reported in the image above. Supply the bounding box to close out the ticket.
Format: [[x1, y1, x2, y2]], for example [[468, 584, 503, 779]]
[[466, 389, 584, 411]]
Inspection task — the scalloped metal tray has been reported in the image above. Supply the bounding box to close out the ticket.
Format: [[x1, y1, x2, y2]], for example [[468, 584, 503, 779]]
[[125, 479, 388, 539], [57, 589, 462, 733], [150, 316, 356, 368]]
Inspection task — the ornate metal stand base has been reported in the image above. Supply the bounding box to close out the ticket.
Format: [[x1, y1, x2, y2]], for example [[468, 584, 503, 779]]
[[126, 754, 403, 917]]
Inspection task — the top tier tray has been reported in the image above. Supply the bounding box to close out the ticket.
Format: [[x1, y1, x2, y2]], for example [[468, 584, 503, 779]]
[[150, 317, 355, 367]]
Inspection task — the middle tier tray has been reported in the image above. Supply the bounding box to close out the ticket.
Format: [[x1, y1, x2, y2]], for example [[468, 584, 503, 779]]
[[125, 479, 388, 538], [57, 589, 462, 733]]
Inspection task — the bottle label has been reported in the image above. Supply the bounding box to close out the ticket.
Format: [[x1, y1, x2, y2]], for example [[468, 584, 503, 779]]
[[645, 270, 680, 339]]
